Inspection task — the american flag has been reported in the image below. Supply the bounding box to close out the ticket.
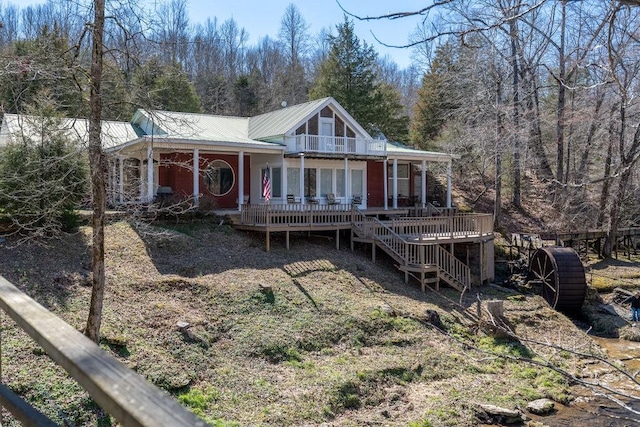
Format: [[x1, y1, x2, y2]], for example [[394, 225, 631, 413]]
[[262, 167, 271, 202]]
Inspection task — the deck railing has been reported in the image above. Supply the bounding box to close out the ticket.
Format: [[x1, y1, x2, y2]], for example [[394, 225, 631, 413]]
[[284, 134, 386, 157], [352, 212, 472, 290], [0, 275, 208, 426], [391, 214, 493, 240], [242, 206, 493, 239], [241, 203, 355, 226]]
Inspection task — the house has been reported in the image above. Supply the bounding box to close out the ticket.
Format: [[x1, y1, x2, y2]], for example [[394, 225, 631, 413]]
[[0, 98, 494, 291], [98, 97, 454, 211]]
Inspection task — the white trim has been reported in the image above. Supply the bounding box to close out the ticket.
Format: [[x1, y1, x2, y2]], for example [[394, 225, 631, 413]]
[[238, 151, 244, 210], [146, 145, 154, 202], [193, 148, 200, 205]]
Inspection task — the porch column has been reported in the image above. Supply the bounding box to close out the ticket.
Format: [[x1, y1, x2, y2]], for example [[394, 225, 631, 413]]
[[383, 159, 388, 210], [392, 158, 398, 209], [193, 148, 200, 206], [238, 151, 244, 211], [300, 153, 305, 205], [109, 159, 116, 205], [139, 153, 144, 201], [118, 156, 124, 204], [446, 160, 452, 208], [146, 145, 154, 202], [421, 160, 427, 207], [344, 157, 349, 201]]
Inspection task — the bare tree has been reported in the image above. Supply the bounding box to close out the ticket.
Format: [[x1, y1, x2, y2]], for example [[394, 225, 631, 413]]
[[278, 3, 309, 105], [85, 0, 106, 342]]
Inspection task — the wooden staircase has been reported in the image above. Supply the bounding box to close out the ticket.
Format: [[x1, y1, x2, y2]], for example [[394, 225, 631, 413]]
[[351, 210, 471, 293]]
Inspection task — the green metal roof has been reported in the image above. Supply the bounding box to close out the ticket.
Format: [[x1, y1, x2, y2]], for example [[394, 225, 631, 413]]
[[386, 140, 453, 162], [0, 114, 138, 149], [248, 98, 331, 140]]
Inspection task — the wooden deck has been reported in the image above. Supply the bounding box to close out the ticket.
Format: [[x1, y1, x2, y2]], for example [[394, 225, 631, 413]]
[[233, 204, 494, 293]]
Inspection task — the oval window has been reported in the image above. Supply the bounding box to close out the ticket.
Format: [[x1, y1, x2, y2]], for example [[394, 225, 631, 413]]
[[204, 160, 235, 196]]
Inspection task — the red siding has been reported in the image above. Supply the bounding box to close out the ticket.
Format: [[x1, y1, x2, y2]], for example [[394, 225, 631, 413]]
[[159, 152, 250, 209]]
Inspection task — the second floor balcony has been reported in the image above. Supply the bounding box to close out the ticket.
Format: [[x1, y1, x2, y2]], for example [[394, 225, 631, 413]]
[[284, 134, 387, 158]]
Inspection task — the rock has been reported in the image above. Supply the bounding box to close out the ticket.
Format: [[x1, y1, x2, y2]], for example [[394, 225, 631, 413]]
[[477, 403, 525, 424], [176, 321, 190, 329], [380, 304, 396, 316], [526, 398, 555, 415], [259, 283, 273, 293]]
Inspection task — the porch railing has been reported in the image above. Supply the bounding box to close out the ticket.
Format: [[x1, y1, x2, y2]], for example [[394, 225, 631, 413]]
[[241, 203, 356, 226], [284, 134, 386, 157], [390, 214, 493, 240], [0, 275, 208, 426]]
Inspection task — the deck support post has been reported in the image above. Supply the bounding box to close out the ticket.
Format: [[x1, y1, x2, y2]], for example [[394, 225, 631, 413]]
[[479, 241, 484, 286], [335, 229, 339, 250], [286, 230, 290, 250], [372, 241, 376, 262]]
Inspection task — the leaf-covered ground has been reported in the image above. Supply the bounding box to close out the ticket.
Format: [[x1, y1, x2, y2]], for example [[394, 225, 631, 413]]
[[0, 220, 636, 426]]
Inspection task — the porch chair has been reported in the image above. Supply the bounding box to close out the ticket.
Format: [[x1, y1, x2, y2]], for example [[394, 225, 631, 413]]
[[351, 195, 362, 205], [326, 193, 340, 205], [287, 194, 300, 204]]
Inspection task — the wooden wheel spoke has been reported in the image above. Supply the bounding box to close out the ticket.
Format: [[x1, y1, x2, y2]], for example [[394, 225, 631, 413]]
[[528, 248, 586, 313]]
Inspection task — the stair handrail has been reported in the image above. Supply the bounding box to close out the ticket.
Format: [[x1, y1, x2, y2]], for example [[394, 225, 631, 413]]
[[436, 245, 471, 290]]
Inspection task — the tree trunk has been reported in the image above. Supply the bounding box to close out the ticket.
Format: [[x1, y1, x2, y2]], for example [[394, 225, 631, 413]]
[[528, 78, 554, 180], [509, 17, 521, 208], [556, 0, 567, 184], [597, 104, 619, 230], [494, 72, 504, 228], [85, 0, 106, 343]]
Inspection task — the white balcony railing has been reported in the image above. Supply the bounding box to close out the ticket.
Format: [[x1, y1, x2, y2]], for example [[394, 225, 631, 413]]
[[284, 134, 386, 157]]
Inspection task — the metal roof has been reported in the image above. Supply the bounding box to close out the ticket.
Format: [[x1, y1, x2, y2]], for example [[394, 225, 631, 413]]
[[0, 114, 138, 150], [248, 97, 331, 140], [133, 110, 278, 147], [386, 140, 454, 162]]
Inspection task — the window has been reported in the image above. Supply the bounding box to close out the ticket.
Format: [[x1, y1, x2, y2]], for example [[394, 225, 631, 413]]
[[271, 167, 281, 198], [320, 169, 332, 196], [304, 168, 317, 197], [204, 160, 234, 196], [287, 167, 300, 197], [388, 163, 410, 197], [336, 169, 345, 197], [351, 169, 363, 197]]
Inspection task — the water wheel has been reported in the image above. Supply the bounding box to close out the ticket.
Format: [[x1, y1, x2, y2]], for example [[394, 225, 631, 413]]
[[528, 247, 587, 314]]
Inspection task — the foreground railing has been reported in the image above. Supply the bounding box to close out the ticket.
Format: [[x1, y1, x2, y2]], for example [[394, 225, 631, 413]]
[[0, 275, 208, 426]]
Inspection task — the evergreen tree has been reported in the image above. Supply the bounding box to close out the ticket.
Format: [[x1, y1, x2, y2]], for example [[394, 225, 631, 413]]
[[0, 24, 82, 116], [309, 17, 408, 141], [132, 58, 202, 112], [0, 94, 88, 236], [410, 42, 462, 150]]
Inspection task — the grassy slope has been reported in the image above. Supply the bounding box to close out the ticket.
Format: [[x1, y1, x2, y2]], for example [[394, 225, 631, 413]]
[[0, 220, 598, 426]]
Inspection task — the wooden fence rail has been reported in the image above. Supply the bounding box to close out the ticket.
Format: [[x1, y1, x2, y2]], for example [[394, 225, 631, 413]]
[[0, 274, 208, 427]]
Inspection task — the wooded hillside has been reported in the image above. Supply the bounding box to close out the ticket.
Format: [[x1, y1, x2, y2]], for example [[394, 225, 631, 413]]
[[1, 0, 639, 248]]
